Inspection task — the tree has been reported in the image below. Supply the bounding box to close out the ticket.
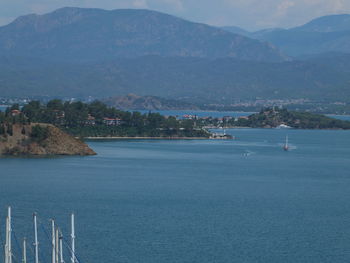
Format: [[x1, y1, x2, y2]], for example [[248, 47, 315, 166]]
[[31, 125, 49, 142], [47, 99, 63, 110], [7, 125, 13, 136]]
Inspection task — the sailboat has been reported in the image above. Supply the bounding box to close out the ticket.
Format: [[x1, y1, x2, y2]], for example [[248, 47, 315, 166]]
[[3, 207, 79, 263], [283, 135, 289, 151]]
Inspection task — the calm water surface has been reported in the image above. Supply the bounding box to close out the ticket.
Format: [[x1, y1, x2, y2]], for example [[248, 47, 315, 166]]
[[1, 128, 350, 263]]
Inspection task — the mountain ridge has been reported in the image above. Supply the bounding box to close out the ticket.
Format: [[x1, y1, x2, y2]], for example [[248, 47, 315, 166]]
[[0, 55, 349, 102], [222, 14, 350, 56], [0, 7, 287, 62]]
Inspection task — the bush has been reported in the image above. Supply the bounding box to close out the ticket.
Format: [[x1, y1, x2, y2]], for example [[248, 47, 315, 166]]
[[7, 125, 13, 136], [31, 125, 49, 142]]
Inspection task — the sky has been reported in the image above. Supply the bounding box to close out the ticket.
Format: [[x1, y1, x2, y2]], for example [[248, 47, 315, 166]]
[[1, 0, 350, 30]]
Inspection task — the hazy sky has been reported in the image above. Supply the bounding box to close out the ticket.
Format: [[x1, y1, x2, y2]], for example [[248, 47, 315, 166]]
[[1, 0, 350, 30]]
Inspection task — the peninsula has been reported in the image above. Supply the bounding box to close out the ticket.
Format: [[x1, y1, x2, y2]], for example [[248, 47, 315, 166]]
[[2, 100, 211, 142], [219, 108, 350, 129]]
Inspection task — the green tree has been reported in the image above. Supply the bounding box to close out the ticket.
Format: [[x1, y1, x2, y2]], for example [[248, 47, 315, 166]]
[[31, 125, 49, 142]]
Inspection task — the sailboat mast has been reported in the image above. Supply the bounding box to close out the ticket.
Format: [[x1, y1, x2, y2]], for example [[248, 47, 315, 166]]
[[8, 207, 12, 263], [55, 228, 59, 263], [22, 238, 27, 263], [71, 213, 75, 263], [52, 220, 56, 263], [59, 230, 64, 263], [33, 213, 39, 263]]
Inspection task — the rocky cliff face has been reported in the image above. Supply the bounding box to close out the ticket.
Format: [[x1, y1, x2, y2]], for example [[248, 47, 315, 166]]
[[0, 123, 96, 156]]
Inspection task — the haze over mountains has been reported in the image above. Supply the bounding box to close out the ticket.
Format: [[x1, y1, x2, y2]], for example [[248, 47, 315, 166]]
[[222, 14, 350, 56], [0, 7, 350, 103]]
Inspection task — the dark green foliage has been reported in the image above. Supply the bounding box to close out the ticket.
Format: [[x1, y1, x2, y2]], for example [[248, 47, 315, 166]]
[[7, 125, 13, 136], [19, 100, 210, 138], [0, 124, 5, 135], [0, 106, 28, 126], [31, 125, 49, 142], [47, 99, 63, 110], [238, 108, 350, 129]]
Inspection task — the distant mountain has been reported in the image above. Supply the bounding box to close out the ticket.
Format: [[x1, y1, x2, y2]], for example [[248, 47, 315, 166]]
[[252, 14, 350, 56], [220, 26, 251, 37], [0, 7, 286, 62], [220, 26, 285, 39], [1, 9, 350, 103], [302, 52, 350, 73], [293, 14, 350, 32], [0, 56, 349, 102], [103, 94, 199, 110]]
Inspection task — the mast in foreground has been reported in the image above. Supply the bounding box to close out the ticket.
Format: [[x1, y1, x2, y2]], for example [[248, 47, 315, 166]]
[[71, 213, 76, 263], [33, 213, 39, 263], [22, 238, 27, 263]]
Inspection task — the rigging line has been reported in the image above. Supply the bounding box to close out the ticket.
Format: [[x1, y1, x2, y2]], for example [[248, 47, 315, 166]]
[[61, 238, 87, 263], [37, 216, 52, 263], [39, 218, 53, 262], [61, 238, 79, 263], [39, 222, 51, 241], [63, 234, 93, 263], [11, 252, 20, 263]]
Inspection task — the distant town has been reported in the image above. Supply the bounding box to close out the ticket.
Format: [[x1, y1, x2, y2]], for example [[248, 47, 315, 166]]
[[1, 96, 350, 115]]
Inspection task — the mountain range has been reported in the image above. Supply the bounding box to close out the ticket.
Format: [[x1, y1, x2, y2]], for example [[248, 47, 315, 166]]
[[0, 7, 350, 104], [222, 14, 350, 57], [1, 55, 349, 102], [0, 7, 285, 62]]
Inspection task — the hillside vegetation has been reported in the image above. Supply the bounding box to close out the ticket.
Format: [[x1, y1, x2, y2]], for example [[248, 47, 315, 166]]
[[0, 110, 95, 156], [0, 56, 349, 102], [237, 108, 350, 129], [14, 100, 210, 138]]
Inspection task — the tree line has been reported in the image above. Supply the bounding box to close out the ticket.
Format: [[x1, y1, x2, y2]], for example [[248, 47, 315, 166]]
[[1, 100, 210, 138]]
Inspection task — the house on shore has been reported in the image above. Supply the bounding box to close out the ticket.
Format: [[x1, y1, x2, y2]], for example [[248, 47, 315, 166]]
[[103, 117, 123, 126]]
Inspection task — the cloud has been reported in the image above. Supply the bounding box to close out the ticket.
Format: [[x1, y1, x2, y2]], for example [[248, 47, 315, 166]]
[[276, 1, 295, 17], [132, 0, 148, 8]]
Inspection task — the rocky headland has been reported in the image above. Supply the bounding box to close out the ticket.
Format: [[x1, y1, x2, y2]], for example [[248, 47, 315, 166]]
[[0, 123, 96, 156]]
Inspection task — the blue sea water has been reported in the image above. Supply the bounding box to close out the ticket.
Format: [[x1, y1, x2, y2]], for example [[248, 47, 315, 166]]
[[1, 128, 350, 263]]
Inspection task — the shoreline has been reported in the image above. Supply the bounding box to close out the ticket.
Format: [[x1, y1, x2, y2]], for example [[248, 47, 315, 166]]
[[83, 136, 212, 140]]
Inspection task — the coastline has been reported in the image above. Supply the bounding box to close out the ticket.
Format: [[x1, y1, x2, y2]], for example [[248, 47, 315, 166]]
[[83, 136, 211, 140]]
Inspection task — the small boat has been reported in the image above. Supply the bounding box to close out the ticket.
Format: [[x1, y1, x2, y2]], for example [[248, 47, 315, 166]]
[[283, 135, 289, 151], [210, 129, 235, 139], [277, 124, 292, 129]]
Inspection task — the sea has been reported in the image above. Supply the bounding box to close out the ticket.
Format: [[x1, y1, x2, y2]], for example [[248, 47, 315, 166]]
[[1, 111, 350, 262]]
